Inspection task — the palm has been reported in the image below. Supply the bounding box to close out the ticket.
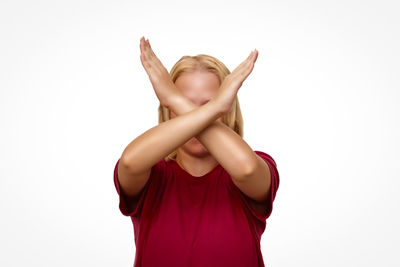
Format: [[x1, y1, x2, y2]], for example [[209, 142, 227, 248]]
[[139, 37, 180, 108], [215, 49, 259, 114]]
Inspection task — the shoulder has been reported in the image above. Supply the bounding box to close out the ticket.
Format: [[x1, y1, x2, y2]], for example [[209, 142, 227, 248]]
[[254, 150, 277, 167]]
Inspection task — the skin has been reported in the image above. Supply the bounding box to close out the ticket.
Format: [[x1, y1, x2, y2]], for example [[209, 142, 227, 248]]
[[170, 70, 224, 176], [118, 37, 272, 214]]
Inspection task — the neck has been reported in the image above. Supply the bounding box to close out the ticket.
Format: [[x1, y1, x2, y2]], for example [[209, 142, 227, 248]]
[[175, 149, 219, 177]]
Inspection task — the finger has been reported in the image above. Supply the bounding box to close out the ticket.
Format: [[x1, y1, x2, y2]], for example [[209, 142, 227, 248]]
[[240, 55, 257, 77], [234, 52, 253, 72], [143, 38, 149, 52], [245, 50, 257, 67], [148, 40, 158, 59], [141, 37, 150, 55], [147, 43, 162, 64], [247, 50, 254, 59], [252, 49, 259, 62], [148, 43, 157, 58], [236, 51, 254, 72], [140, 37, 145, 53], [140, 50, 147, 62], [145, 39, 156, 58], [140, 53, 149, 69], [242, 51, 255, 67]]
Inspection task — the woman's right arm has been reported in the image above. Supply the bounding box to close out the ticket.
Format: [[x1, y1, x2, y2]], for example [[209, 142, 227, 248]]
[[118, 98, 222, 198]]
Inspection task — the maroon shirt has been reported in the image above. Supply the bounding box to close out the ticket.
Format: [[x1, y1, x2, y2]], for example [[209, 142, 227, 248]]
[[113, 150, 280, 267]]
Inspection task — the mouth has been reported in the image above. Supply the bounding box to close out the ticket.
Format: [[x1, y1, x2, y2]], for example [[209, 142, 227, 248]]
[[189, 137, 200, 143]]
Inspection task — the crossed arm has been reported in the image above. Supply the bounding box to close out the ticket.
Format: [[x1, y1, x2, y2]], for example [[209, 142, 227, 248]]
[[119, 37, 272, 207], [168, 95, 272, 205], [120, 94, 271, 206]]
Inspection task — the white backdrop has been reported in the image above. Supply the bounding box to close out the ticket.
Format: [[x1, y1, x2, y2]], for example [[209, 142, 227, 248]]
[[1, 0, 399, 266]]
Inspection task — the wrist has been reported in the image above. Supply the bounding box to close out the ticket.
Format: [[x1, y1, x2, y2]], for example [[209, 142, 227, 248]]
[[165, 93, 181, 109], [208, 98, 225, 119], [166, 93, 188, 113], [168, 94, 200, 116]]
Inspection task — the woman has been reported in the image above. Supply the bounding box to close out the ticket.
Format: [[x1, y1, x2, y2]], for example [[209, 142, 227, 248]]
[[113, 36, 280, 267]]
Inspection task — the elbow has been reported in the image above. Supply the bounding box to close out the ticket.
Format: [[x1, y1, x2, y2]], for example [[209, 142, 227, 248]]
[[120, 152, 141, 173], [234, 158, 257, 181], [243, 161, 257, 178]]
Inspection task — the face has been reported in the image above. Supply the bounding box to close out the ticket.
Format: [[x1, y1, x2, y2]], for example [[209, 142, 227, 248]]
[[170, 70, 223, 157]]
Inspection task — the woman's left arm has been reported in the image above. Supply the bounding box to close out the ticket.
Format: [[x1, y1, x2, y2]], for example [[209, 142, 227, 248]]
[[169, 95, 272, 204]]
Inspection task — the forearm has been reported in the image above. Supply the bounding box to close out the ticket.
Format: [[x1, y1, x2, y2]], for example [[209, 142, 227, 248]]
[[169, 96, 258, 180], [121, 99, 222, 174]]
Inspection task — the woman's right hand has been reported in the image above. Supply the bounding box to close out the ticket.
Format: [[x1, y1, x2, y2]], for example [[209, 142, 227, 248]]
[[213, 49, 259, 115], [139, 36, 182, 109]]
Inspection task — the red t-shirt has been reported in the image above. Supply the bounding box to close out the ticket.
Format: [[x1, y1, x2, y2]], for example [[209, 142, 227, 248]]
[[113, 150, 280, 267]]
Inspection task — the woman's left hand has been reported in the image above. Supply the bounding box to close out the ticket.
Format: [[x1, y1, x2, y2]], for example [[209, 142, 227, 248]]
[[212, 49, 258, 115], [139, 37, 182, 109]]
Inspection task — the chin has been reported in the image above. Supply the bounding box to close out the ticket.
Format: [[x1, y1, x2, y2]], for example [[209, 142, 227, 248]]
[[182, 138, 209, 158]]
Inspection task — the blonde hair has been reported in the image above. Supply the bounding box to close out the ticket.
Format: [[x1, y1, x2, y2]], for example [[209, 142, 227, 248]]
[[158, 54, 244, 161]]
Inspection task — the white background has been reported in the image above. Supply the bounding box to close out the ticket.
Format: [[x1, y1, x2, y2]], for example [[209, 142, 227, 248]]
[[1, 0, 399, 266]]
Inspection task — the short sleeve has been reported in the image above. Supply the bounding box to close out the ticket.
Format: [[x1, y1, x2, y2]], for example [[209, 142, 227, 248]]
[[113, 158, 162, 217], [232, 150, 280, 222]]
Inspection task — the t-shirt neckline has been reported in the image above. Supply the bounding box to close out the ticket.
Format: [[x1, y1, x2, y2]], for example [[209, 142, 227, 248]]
[[170, 159, 221, 180]]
